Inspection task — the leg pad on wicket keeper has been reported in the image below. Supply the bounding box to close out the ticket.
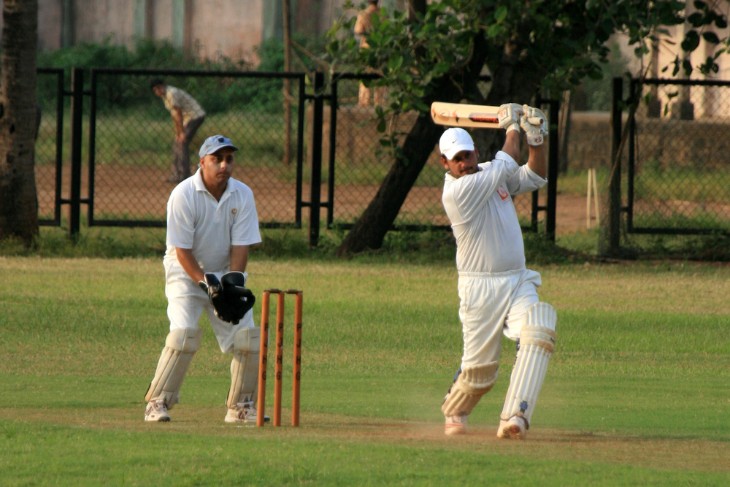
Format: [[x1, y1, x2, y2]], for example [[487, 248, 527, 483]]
[[145, 328, 202, 408], [227, 326, 260, 408]]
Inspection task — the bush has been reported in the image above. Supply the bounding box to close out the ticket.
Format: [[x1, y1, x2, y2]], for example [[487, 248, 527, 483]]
[[35, 37, 326, 114]]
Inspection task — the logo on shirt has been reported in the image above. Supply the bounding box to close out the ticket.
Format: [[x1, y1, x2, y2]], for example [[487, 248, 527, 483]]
[[497, 186, 509, 201]]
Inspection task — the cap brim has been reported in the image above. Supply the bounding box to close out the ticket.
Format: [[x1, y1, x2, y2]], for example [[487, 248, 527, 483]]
[[215, 144, 238, 153], [443, 143, 474, 160], [201, 143, 238, 157]]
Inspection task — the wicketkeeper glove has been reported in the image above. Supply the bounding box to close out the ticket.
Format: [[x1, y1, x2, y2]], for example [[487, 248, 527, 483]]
[[198, 272, 255, 325], [520, 105, 549, 146], [498, 103, 523, 133]]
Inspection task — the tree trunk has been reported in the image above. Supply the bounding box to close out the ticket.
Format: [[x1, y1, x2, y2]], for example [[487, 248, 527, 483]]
[[0, 0, 39, 246], [336, 113, 442, 255]]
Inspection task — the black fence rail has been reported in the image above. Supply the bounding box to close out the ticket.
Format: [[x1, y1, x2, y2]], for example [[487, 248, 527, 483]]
[[36, 67, 65, 226]]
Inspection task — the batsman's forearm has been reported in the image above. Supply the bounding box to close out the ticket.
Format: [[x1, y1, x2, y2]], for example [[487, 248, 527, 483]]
[[501, 130, 521, 162], [527, 144, 547, 178]]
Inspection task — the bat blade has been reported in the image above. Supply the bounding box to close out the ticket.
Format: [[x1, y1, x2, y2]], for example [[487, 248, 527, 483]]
[[430, 102, 500, 129]]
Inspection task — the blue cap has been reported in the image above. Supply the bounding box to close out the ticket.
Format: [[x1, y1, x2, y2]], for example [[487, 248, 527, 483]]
[[199, 135, 238, 157]]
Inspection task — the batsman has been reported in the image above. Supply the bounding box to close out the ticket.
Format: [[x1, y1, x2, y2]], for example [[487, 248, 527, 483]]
[[144, 134, 263, 424], [438, 104, 557, 439]]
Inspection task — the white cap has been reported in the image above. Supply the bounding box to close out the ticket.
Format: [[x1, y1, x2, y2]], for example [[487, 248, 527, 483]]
[[199, 135, 238, 157], [439, 128, 474, 160]]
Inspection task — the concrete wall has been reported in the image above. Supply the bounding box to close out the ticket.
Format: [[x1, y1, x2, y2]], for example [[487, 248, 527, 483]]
[[1, 0, 406, 63], [558, 111, 729, 171], [186, 0, 264, 62]]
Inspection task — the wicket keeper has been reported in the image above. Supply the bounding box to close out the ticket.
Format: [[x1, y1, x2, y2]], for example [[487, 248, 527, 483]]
[[144, 134, 263, 424]]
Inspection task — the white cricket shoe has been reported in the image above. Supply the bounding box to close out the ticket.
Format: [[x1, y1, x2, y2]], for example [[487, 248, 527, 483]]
[[497, 415, 527, 439], [225, 401, 262, 424], [144, 399, 170, 422], [444, 415, 468, 436]]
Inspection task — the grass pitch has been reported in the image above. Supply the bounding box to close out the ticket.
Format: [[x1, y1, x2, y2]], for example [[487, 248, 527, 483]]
[[0, 257, 728, 486]]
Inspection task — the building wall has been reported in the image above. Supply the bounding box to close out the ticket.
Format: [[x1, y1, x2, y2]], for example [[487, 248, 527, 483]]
[[0, 0, 376, 62], [0, 1, 405, 60], [186, 0, 264, 63]]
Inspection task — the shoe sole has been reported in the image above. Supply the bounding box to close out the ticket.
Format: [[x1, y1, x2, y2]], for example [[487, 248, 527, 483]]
[[145, 416, 170, 422], [497, 424, 524, 439], [444, 424, 467, 436], [224, 418, 256, 424]]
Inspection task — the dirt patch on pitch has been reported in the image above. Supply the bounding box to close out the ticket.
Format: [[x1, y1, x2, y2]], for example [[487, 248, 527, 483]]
[[3, 407, 727, 474]]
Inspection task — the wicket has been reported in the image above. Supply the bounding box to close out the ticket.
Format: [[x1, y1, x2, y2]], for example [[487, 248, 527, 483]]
[[256, 288, 303, 427]]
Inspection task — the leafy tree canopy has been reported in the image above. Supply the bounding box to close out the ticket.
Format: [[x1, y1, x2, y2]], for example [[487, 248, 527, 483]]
[[328, 0, 727, 115]]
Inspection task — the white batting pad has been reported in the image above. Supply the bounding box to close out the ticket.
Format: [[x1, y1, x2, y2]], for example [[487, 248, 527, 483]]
[[500, 302, 557, 428], [441, 362, 499, 417], [145, 328, 202, 407], [227, 326, 260, 408]]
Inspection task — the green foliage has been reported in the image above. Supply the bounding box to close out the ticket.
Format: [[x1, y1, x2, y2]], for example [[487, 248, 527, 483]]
[[572, 43, 633, 111], [327, 0, 730, 123], [35, 37, 321, 114]]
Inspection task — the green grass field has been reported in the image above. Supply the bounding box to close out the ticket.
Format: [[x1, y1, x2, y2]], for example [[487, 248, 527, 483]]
[[1, 256, 729, 486]]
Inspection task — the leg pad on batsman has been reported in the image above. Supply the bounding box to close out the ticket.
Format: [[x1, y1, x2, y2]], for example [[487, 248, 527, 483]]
[[256, 289, 303, 427], [441, 362, 499, 417], [499, 302, 557, 438]]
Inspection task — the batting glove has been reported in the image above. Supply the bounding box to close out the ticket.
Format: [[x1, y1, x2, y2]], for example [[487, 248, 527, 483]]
[[498, 103, 523, 133], [520, 105, 549, 146]]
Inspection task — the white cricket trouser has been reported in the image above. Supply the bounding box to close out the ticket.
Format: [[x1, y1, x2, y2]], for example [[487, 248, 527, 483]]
[[164, 263, 254, 354], [457, 268, 541, 369]]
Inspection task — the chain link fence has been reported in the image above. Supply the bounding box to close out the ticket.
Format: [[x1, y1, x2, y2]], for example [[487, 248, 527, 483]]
[[327, 74, 447, 227], [88, 69, 306, 227], [35, 69, 543, 234], [630, 79, 730, 234], [35, 69, 306, 228], [327, 75, 538, 229]]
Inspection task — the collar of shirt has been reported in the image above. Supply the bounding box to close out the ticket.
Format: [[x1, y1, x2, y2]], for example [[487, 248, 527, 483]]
[[192, 168, 238, 202]]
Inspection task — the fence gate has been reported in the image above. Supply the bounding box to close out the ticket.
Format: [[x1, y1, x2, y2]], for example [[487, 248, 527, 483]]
[[85, 68, 308, 232]]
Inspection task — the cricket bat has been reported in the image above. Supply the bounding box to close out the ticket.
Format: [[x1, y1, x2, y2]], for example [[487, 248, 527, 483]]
[[430, 102, 500, 129]]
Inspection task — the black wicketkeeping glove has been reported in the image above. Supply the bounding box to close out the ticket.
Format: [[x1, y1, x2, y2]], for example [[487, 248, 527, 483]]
[[198, 272, 255, 325]]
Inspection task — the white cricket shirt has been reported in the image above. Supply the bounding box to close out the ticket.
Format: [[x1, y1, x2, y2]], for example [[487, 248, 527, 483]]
[[164, 169, 261, 273], [442, 151, 547, 273]]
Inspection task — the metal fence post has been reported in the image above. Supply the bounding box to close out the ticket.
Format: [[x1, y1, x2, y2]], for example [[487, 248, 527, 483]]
[[308, 71, 324, 247], [68, 67, 84, 241], [545, 98, 559, 241]]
